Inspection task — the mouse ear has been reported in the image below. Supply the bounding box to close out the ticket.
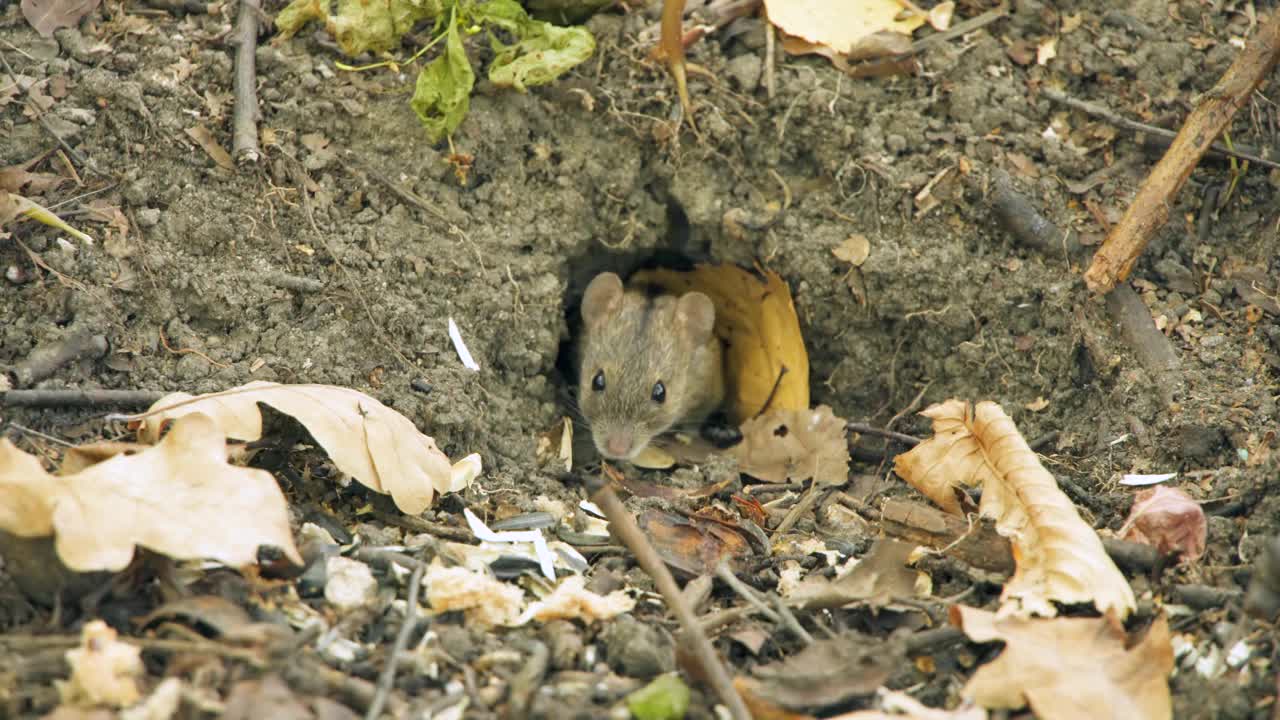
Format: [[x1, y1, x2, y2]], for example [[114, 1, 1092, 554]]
[[582, 272, 624, 327], [675, 291, 716, 345]]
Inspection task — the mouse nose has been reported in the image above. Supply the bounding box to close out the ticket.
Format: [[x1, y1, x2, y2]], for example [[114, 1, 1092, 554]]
[[603, 432, 634, 459]]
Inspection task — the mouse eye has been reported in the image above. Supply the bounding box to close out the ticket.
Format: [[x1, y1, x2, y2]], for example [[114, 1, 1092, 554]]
[[591, 370, 606, 392], [651, 381, 666, 403]]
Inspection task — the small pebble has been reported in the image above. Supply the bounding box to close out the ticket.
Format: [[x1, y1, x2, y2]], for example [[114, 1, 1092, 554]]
[[136, 208, 161, 227]]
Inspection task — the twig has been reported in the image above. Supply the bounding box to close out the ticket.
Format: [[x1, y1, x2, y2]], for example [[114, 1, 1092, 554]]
[[582, 473, 750, 720], [365, 559, 426, 720], [909, 2, 1008, 53], [1084, 11, 1280, 293], [1041, 88, 1280, 172], [231, 0, 262, 163], [846, 423, 921, 447], [507, 639, 549, 717], [763, 22, 776, 100], [2, 389, 166, 408], [771, 481, 826, 537], [7, 329, 108, 388], [989, 168, 1085, 260], [713, 564, 813, 645], [373, 511, 477, 544]]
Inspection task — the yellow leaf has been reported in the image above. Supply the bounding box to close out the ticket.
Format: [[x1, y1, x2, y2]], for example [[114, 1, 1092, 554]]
[[631, 264, 809, 424], [894, 400, 1135, 619], [764, 0, 926, 56]]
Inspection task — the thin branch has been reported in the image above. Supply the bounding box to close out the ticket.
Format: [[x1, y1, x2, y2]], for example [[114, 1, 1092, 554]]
[[231, 0, 262, 163], [365, 559, 426, 720], [583, 473, 750, 720]]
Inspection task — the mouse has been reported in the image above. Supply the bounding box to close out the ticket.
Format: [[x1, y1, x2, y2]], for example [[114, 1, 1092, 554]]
[[577, 271, 725, 462]]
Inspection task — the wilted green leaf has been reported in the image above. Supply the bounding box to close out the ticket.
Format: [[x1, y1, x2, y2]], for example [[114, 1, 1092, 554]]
[[625, 673, 689, 720], [274, 0, 325, 40], [410, 16, 474, 143], [484, 5, 594, 92], [330, 0, 441, 55], [276, 0, 442, 55]]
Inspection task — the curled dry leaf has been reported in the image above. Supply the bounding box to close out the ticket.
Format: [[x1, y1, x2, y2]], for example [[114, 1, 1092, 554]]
[[58, 621, 143, 708], [951, 606, 1172, 720], [894, 400, 1135, 619], [631, 264, 809, 423], [637, 509, 753, 577], [764, 0, 925, 59], [425, 561, 524, 627], [732, 405, 850, 485], [132, 381, 477, 514], [0, 413, 301, 572], [1118, 486, 1206, 561], [518, 574, 635, 624]]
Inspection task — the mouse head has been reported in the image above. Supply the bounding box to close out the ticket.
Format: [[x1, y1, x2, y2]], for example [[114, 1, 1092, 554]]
[[578, 272, 716, 461]]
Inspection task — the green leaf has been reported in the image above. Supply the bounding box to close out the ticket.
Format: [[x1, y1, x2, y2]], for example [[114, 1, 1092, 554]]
[[479, 0, 594, 92], [410, 16, 475, 143], [625, 674, 690, 720]]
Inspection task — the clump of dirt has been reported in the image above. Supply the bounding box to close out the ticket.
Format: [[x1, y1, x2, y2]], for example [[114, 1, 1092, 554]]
[[2, 0, 1278, 716]]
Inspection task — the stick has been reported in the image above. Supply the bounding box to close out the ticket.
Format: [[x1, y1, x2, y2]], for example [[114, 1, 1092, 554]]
[[1084, 12, 1280, 293], [1041, 89, 1280, 172], [7, 330, 108, 388], [364, 559, 425, 720], [583, 474, 750, 720], [231, 0, 262, 163], [2, 389, 166, 408], [846, 422, 921, 447]]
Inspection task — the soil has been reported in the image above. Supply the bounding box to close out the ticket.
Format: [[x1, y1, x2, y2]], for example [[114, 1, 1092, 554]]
[[2, 0, 1279, 717]]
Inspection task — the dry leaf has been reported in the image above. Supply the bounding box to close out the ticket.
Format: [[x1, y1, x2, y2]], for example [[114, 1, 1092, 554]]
[[185, 125, 235, 171], [786, 539, 928, 609], [631, 264, 809, 423], [832, 234, 871, 266], [1118, 486, 1206, 561], [927, 2, 954, 31], [20, 0, 101, 36], [637, 509, 753, 577], [59, 621, 143, 708], [1024, 397, 1048, 412], [732, 405, 850, 485], [827, 691, 987, 719], [764, 0, 925, 56], [132, 381, 475, 514], [0, 413, 302, 571], [224, 675, 313, 720], [894, 399, 1135, 619], [424, 561, 524, 627], [0, 157, 67, 195], [745, 630, 903, 710], [517, 574, 635, 623], [1036, 37, 1057, 65], [952, 607, 1172, 720]]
